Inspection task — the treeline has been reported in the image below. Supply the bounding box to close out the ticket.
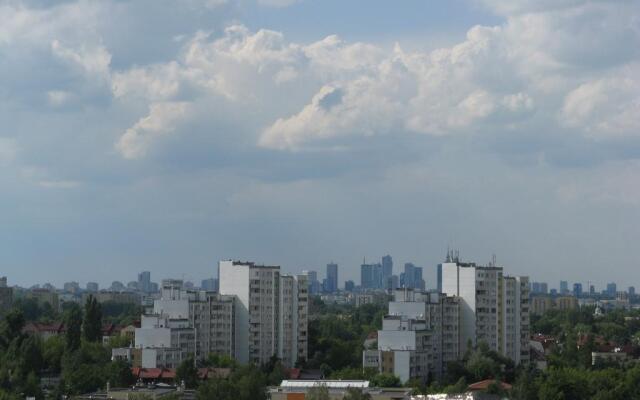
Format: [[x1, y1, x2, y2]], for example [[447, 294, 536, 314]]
[[11, 296, 141, 326], [0, 296, 135, 399]]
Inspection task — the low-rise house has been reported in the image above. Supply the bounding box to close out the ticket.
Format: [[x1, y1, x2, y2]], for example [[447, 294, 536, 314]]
[[23, 322, 65, 340]]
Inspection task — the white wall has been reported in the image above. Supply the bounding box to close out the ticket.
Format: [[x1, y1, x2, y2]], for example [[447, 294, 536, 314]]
[[388, 302, 427, 319], [378, 331, 416, 351], [459, 266, 477, 354], [393, 351, 411, 384], [135, 327, 171, 348], [154, 299, 189, 319], [218, 261, 250, 364], [141, 348, 158, 368]]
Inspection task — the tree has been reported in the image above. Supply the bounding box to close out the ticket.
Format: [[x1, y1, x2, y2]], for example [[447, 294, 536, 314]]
[[106, 359, 136, 388], [65, 305, 82, 351], [0, 309, 25, 347], [369, 373, 401, 388], [83, 295, 103, 342], [306, 385, 330, 400], [343, 388, 372, 400], [197, 377, 235, 400], [175, 356, 199, 389]]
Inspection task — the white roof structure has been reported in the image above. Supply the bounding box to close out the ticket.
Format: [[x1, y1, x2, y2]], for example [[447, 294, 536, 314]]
[[279, 380, 370, 389]]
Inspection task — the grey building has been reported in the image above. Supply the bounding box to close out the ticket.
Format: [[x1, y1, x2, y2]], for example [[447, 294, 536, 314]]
[[326, 263, 338, 293]]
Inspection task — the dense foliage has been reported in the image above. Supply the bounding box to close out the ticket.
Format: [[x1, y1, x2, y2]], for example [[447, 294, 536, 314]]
[[0, 297, 136, 399]]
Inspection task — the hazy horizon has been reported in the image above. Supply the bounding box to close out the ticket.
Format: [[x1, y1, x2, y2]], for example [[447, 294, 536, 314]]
[[1, 0, 638, 290]]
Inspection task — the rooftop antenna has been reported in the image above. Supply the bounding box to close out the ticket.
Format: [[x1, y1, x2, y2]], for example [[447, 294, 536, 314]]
[[446, 246, 451, 263], [492, 253, 497, 267]]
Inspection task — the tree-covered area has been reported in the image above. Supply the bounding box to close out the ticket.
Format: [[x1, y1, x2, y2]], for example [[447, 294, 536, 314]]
[[0, 296, 136, 399], [410, 307, 640, 399], [307, 296, 640, 399], [305, 296, 386, 376]]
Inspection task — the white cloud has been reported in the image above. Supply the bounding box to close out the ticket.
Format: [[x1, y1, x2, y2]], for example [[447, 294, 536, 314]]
[[51, 39, 111, 81], [561, 64, 640, 137], [106, 1, 639, 154], [257, 0, 300, 7], [0, 138, 18, 165], [116, 102, 191, 159]]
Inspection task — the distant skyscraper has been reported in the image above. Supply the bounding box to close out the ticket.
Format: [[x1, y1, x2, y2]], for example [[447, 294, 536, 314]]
[[560, 280, 568, 295], [573, 283, 582, 298], [606, 282, 617, 297], [381, 255, 393, 284], [326, 263, 338, 293], [138, 271, 152, 293], [304, 271, 321, 294], [386, 275, 399, 290], [530, 282, 548, 294], [629, 286, 636, 297], [361, 262, 382, 289], [111, 281, 125, 292], [540, 282, 548, 294], [345, 280, 355, 292], [589, 285, 596, 296], [201, 278, 219, 292], [400, 263, 425, 290], [64, 281, 80, 294], [86, 282, 99, 292]]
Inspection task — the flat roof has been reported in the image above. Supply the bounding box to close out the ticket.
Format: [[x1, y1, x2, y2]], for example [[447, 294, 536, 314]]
[[279, 380, 369, 389]]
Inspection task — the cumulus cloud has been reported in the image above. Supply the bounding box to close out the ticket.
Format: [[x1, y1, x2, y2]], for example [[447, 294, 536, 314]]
[[51, 39, 111, 81], [561, 64, 640, 137], [116, 102, 191, 159]]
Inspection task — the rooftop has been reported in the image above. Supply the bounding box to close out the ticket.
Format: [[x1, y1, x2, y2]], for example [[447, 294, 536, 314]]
[[279, 380, 369, 389]]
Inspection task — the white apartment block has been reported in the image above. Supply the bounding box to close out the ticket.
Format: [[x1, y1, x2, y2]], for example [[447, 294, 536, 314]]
[[363, 289, 460, 384], [440, 260, 530, 365], [119, 279, 235, 368], [218, 260, 308, 368]]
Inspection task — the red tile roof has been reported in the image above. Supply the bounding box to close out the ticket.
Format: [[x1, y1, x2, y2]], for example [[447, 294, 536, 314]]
[[468, 379, 512, 391]]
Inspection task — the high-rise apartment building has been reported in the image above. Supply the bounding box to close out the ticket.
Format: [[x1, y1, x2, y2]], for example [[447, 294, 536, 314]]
[[218, 260, 308, 367], [130, 279, 235, 369], [326, 263, 338, 293], [363, 289, 460, 384], [440, 259, 530, 365]]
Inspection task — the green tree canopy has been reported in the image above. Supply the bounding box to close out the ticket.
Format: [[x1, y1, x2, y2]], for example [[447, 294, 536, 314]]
[[83, 295, 103, 343]]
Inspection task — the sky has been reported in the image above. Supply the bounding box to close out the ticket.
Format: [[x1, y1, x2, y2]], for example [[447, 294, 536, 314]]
[[1, 0, 639, 290]]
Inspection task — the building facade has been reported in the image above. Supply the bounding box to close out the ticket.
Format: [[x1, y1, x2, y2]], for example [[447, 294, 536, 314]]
[[363, 289, 460, 384], [218, 260, 308, 368], [440, 259, 530, 365]]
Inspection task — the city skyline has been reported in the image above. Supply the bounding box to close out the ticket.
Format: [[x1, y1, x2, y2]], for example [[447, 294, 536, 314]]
[[4, 254, 636, 294], [1, 0, 639, 289]]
